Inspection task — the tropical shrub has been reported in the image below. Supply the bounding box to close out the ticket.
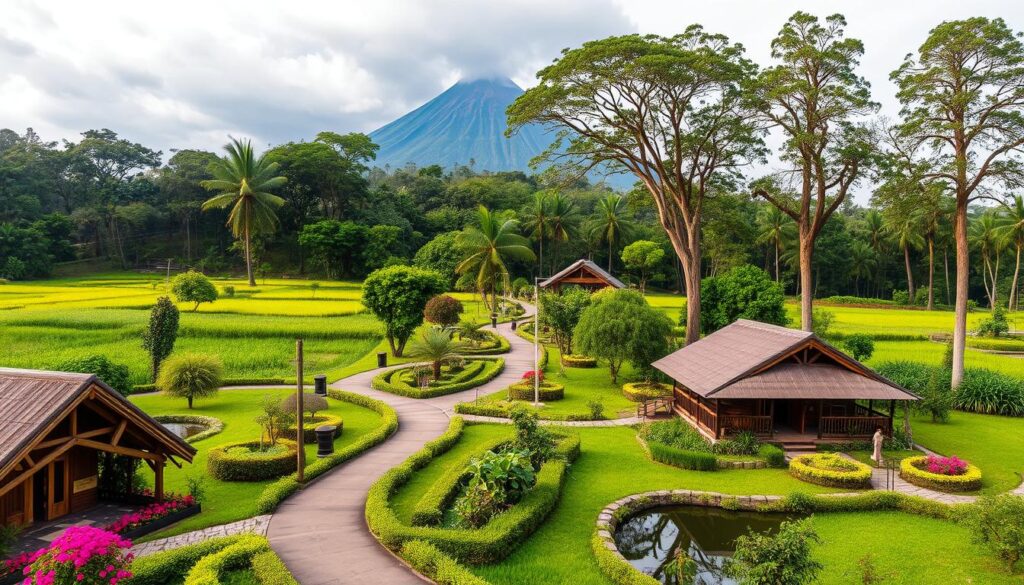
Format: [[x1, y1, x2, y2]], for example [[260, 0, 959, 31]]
[[789, 453, 872, 488], [892, 289, 910, 305], [574, 289, 673, 383], [714, 431, 761, 456], [510, 404, 555, 468], [155, 353, 223, 409], [424, 294, 464, 327], [962, 494, 1024, 571], [698, 264, 787, 334], [877, 361, 1024, 417], [811, 307, 834, 338], [454, 449, 536, 528], [726, 518, 822, 585], [57, 355, 132, 396], [900, 455, 982, 492], [141, 296, 179, 381], [977, 306, 1010, 337], [222, 285, 235, 297], [759, 444, 787, 468], [20, 526, 133, 585], [362, 265, 447, 356], [207, 440, 298, 481], [842, 333, 875, 361], [409, 327, 464, 380], [539, 286, 591, 355], [171, 270, 218, 311], [638, 418, 711, 452]]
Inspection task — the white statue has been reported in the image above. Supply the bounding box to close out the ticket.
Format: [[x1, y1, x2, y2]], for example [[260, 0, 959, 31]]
[[871, 428, 884, 466]]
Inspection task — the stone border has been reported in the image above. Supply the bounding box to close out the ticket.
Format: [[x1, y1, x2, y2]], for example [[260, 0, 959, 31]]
[[152, 414, 225, 444]]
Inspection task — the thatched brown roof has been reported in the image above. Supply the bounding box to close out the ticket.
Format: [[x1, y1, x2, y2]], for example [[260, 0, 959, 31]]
[[652, 320, 917, 401], [539, 259, 625, 289]]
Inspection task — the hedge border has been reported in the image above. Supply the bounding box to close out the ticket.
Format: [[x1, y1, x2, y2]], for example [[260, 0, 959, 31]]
[[507, 382, 564, 402], [366, 418, 580, 565], [621, 382, 672, 402], [453, 400, 604, 422], [789, 453, 872, 489], [410, 436, 512, 526], [459, 330, 512, 355], [129, 535, 248, 585], [207, 440, 298, 482], [401, 540, 493, 585], [151, 414, 225, 444], [283, 413, 344, 444], [561, 354, 597, 368], [372, 358, 505, 398], [254, 389, 399, 514], [592, 489, 961, 585], [184, 535, 272, 585], [900, 456, 983, 492]]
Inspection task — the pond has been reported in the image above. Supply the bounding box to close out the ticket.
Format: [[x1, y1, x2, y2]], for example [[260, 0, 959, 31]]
[[160, 421, 209, 439], [613, 506, 795, 585]]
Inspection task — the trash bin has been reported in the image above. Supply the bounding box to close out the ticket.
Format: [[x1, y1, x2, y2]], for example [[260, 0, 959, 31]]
[[377, 352, 388, 368], [315, 425, 337, 458], [491, 315, 498, 328], [511, 320, 517, 331], [314, 374, 327, 395]]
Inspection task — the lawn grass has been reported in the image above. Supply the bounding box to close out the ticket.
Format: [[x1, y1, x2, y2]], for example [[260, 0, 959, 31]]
[[129, 387, 385, 537], [906, 411, 1024, 494]]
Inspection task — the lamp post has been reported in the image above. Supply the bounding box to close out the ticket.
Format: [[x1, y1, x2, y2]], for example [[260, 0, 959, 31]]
[[295, 339, 305, 483], [534, 276, 540, 407]]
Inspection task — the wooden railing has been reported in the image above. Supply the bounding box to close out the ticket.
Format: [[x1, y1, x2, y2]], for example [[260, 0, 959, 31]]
[[719, 415, 773, 437], [819, 416, 891, 438], [674, 389, 717, 434]]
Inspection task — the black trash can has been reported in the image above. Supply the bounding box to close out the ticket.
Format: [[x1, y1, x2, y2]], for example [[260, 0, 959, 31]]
[[511, 320, 517, 331], [314, 374, 327, 395], [316, 425, 337, 458], [491, 315, 498, 328], [377, 352, 388, 368]]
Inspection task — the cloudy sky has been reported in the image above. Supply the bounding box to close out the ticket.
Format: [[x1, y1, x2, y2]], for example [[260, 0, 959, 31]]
[[1, 0, 1021, 159]]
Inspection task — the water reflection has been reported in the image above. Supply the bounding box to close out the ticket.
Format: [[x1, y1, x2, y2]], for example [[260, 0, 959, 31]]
[[614, 506, 791, 585], [161, 422, 208, 439]]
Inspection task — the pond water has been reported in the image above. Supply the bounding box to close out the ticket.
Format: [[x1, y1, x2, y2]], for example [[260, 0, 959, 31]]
[[161, 422, 208, 439], [614, 506, 794, 585]]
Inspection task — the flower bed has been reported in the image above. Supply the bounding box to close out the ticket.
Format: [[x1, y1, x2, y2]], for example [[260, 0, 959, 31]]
[[789, 453, 872, 489], [5, 526, 133, 585], [207, 440, 298, 481], [900, 455, 982, 492], [283, 413, 344, 444], [371, 358, 505, 398], [106, 494, 199, 538], [561, 354, 597, 368], [507, 381, 564, 402], [151, 414, 224, 443], [621, 382, 672, 402]]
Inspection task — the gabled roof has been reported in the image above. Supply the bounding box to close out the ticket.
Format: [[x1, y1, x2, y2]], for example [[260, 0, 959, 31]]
[[539, 259, 625, 289], [0, 368, 196, 477], [652, 320, 917, 401]]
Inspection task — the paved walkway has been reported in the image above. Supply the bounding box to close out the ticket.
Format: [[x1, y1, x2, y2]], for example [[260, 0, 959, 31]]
[[132, 515, 271, 557], [267, 304, 545, 585]]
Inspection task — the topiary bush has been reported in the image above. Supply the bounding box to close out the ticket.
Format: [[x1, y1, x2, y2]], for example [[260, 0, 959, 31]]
[[129, 535, 248, 585], [424, 294, 465, 327], [371, 358, 505, 398], [283, 413, 344, 444], [172, 270, 219, 311], [507, 381, 564, 401], [900, 455, 982, 492], [156, 352, 223, 409], [621, 382, 672, 402], [401, 540, 493, 585], [561, 354, 597, 368], [789, 453, 872, 489], [207, 440, 298, 481]]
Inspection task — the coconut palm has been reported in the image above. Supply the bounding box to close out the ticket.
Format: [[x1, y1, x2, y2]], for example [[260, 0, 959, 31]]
[[884, 209, 925, 303], [588, 194, 636, 273], [201, 138, 286, 286], [546, 193, 580, 273], [995, 195, 1024, 311], [863, 210, 887, 297], [848, 241, 877, 297], [408, 327, 463, 380], [971, 210, 1009, 309], [456, 206, 536, 312], [521, 191, 552, 275], [755, 205, 796, 282]]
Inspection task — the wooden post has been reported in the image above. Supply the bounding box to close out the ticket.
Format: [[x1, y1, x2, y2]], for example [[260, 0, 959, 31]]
[[155, 460, 165, 502], [817, 399, 824, 439], [889, 400, 896, 435], [714, 399, 721, 440], [296, 339, 305, 483]]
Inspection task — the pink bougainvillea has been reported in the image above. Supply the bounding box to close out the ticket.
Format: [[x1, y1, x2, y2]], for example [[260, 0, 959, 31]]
[[521, 370, 543, 383], [105, 494, 194, 534], [923, 454, 968, 476], [16, 526, 132, 585]]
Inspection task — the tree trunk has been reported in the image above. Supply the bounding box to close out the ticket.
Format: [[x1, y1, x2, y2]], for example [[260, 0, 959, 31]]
[[1010, 242, 1021, 312], [952, 199, 969, 388], [433, 360, 442, 380], [944, 247, 951, 306], [927, 237, 935, 311], [607, 239, 613, 273], [187, 395, 193, 409], [774, 241, 780, 282], [799, 234, 814, 331], [538, 237, 544, 279], [245, 204, 256, 287], [903, 244, 915, 303]]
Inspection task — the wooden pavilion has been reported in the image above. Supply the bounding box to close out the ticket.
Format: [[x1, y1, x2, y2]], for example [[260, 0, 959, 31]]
[[652, 320, 918, 443], [539, 259, 625, 293], [0, 368, 195, 529]]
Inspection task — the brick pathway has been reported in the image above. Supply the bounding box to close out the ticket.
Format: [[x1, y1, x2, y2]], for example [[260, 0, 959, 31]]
[[131, 514, 270, 556]]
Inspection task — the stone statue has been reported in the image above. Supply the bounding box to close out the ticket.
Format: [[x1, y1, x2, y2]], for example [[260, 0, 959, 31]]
[[871, 428, 884, 466]]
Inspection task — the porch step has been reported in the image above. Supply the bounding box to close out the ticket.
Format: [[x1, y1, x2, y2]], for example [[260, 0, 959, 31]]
[[776, 441, 817, 461]]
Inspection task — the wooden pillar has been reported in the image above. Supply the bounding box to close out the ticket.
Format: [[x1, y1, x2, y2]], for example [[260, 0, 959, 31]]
[[889, 400, 896, 435], [769, 400, 775, 437], [714, 399, 721, 440], [817, 399, 823, 439], [154, 459, 165, 502], [867, 399, 873, 416]]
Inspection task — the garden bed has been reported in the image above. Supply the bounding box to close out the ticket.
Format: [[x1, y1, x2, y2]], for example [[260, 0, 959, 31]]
[[560, 354, 597, 368], [284, 413, 344, 443], [459, 330, 512, 355], [507, 381, 564, 401], [789, 453, 872, 489], [207, 440, 299, 481], [900, 455, 982, 492], [621, 382, 672, 402], [371, 358, 505, 398]]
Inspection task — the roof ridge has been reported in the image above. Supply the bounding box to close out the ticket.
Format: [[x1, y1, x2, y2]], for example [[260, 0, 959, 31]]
[[733, 319, 810, 337]]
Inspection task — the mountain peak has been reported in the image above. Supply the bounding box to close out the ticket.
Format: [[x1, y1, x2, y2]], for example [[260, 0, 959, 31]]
[[455, 76, 520, 89]]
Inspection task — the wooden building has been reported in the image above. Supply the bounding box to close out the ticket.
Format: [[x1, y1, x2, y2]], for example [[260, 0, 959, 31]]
[[652, 320, 918, 443], [539, 259, 625, 293], [0, 368, 195, 528]]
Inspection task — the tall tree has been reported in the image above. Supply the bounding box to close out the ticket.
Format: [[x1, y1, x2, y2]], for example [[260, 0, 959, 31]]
[[755, 205, 795, 282], [848, 241, 876, 297], [509, 26, 764, 345], [200, 138, 286, 286], [863, 210, 887, 297], [996, 195, 1024, 311], [141, 296, 180, 381], [456, 206, 536, 312], [883, 206, 925, 302], [971, 210, 1007, 309], [749, 12, 877, 331], [892, 17, 1024, 386], [588, 194, 636, 273], [521, 191, 552, 276], [546, 192, 580, 274]]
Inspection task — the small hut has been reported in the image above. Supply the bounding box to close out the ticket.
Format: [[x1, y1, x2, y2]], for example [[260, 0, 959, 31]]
[[539, 259, 625, 293]]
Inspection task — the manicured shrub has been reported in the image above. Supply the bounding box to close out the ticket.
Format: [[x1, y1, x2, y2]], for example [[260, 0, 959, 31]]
[[424, 294, 464, 327], [362, 265, 447, 356], [961, 494, 1024, 571], [401, 540, 492, 585], [842, 333, 874, 361], [371, 358, 504, 398], [561, 354, 597, 368], [726, 518, 822, 585], [966, 337, 1024, 351], [900, 455, 982, 492], [142, 296, 179, 381], [759, 444, 787, 468], [19, 526, 133, 585], [282, 413, 344, 444], [458, 330, 511, 355], [156, 353, 223, 409], [507, 382, 564, 401], [172, 270, 219, 311], [183, 534, 271, 585], [250, 549, 299, 584], [207, 440, 298, 481], [789, 453, 872, 489], [621, 382, 672, 402], [128, 535, 247, 585], [648, 441, 718, 471], [58, 354, 132, 396]]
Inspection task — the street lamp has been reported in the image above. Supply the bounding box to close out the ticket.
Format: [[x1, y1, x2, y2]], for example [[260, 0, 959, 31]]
[[533, 276, 540, 407]]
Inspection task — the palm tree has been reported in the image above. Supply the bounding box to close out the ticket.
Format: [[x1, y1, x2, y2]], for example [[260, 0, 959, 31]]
[[456, 206, 536, 312], [995, 195, 1024, 311], [201, 138, 286, 286], [755, 206, 795, 282], [408, 327, 463, 380], [884, 209, 925, 303], [971, 210, 1009, 309], [588, 194, 635, 273], [546, 193, 580, 274], [919, 191, 951, 310], [864, 210, 886, 297], [521, 191, 552, 276], [848, 241, 877, 297]]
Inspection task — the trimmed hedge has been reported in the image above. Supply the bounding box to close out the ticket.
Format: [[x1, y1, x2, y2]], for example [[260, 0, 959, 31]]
[[372, 358, 505, 398], [251, 550, 299, 584], [283, 413, 343, 444], [789, 453, 872, 489], [401, 540, 493, 585], [207, 440, 298, 482], [561, 354, 597, 368], [184, 535, 272, 585], [966, 337, 1024, 352], [129, 535, 248, 584], [459, 331, 512, 355], [758, 444, 787, 468], [411, 436, 513, 526], [507, 382, 564, 402], [764, 490, 958, 519], [591, 531, 661, 585], [621, 382, 672, 402], [453, 401, 601, 422], [254, 389, 399, 514], [900, 456, 982, 492], [365, 419, 579, 565], [151, 414, 224, 444], [647, 440, 718, 471]]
